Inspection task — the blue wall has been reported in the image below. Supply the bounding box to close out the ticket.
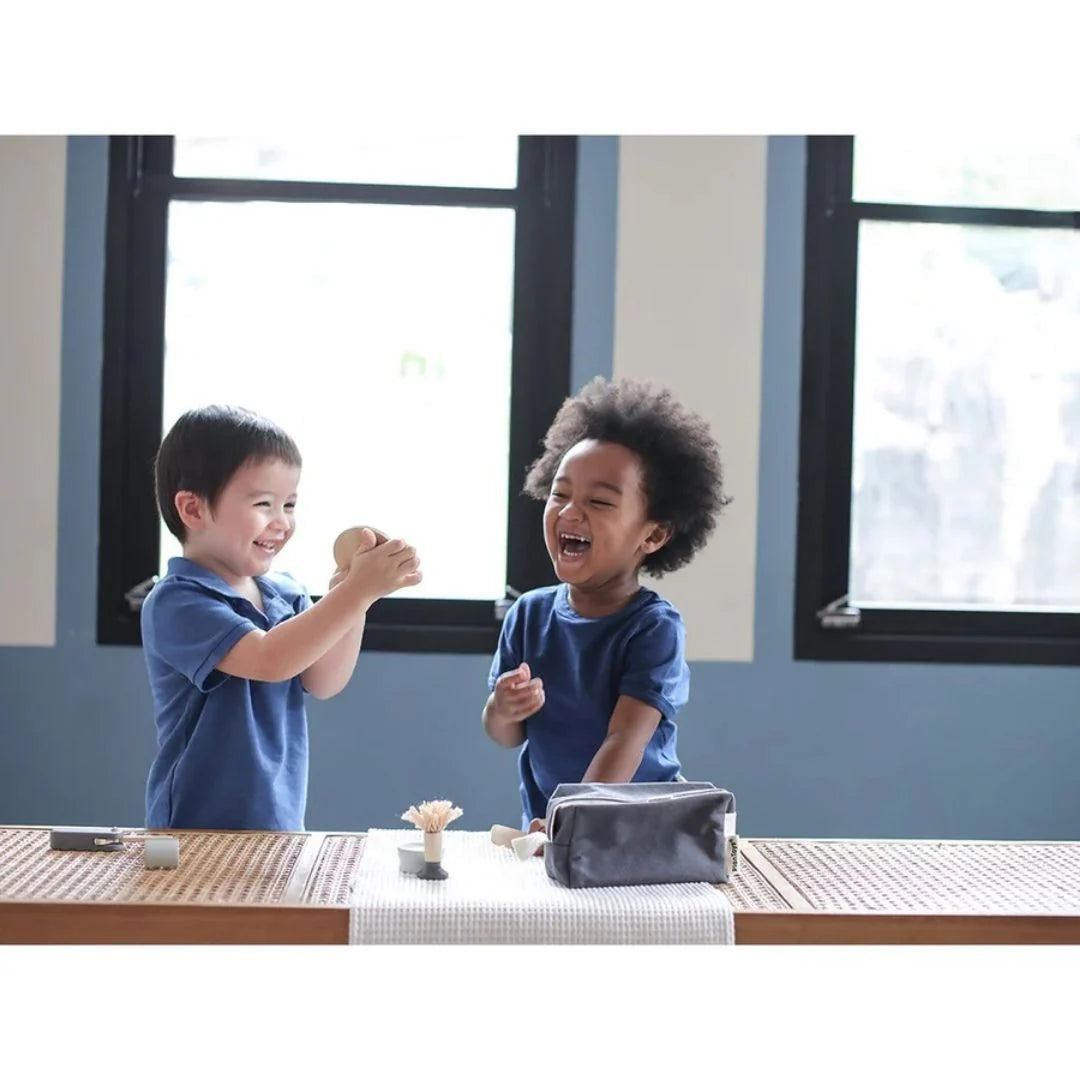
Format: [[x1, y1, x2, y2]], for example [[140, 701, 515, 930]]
[[1, 135, 1077, 839]]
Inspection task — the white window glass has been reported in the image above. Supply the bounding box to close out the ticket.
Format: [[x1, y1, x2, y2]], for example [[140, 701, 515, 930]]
[[853, 135, 1080, 212], [849, 220, 1080, 608], [173, 137, 519, 189], [160, 199, 516, 600]]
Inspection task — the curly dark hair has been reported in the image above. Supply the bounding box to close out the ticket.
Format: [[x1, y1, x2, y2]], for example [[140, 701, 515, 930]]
[[523, 376, 730, 576]]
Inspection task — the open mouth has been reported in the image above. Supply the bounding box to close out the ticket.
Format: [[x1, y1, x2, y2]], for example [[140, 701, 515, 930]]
[[253, 540, 279, 554], [558, 532, 592, 559]]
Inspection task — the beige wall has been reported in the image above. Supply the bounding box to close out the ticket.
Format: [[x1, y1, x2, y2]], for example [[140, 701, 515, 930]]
[[613, 136, 766, 661], [0, 136, 66, 646]]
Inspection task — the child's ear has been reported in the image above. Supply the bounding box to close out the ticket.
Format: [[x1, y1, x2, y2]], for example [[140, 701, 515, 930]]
[[641, 522, 672, 555], [174, 490, 209, 532]]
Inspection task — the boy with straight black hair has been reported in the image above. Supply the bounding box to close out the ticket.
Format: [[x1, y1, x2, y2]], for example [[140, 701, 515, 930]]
[[143, 404, 421, 830]]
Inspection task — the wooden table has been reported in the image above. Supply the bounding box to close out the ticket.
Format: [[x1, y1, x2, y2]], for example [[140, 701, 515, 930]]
[[735, 839, 1080, 944], [3, 827, 1079, 944]]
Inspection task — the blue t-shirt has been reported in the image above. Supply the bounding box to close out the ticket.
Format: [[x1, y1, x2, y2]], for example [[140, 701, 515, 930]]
[[141, 557, 312, 831], [488, 584, 689, 826]]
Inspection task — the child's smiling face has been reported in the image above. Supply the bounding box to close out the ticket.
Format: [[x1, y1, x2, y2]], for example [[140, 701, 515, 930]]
[[543, 439, 669, 593], [178, 455, 300, 587]]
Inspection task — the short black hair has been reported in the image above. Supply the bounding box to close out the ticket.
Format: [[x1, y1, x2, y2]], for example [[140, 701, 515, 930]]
[[155, 405, 302, 542], [523, 376, 730, 577]]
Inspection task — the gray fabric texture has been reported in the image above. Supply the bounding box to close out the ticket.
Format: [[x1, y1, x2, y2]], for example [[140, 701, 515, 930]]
[[544, 781, 736, 888]]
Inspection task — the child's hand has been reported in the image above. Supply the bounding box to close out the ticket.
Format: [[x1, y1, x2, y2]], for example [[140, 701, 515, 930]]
[[328, 527, 382, 591], [346, 536, 422, 603], [333, 525, 390, 570], [491, 662, 545, 722], [526, 817, 546, 856]]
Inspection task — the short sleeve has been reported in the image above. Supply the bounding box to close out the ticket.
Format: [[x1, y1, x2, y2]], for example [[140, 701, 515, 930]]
[[618, 609, 690, 719], [142, 579, 258, 692], [488, 598, 523, 691]]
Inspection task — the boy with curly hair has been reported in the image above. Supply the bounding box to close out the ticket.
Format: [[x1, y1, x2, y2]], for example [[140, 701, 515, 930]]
[[483, 376, 729, 829]]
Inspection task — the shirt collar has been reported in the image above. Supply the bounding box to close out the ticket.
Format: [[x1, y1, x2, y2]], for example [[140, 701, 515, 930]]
[[166, 557, 294, 623]]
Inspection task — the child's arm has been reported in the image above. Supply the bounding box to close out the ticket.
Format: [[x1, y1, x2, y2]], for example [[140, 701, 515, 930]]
[[299, 532, 420, 699], [584, 609, 688, 782], [582, 695, 662, 782], [482, 663, 544, 747], [216, 538, 420, 685], [297, 567, 367, 700]]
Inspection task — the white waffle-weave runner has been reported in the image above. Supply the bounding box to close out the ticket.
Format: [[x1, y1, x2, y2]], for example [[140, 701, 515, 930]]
[[349, 829, 735, 944]]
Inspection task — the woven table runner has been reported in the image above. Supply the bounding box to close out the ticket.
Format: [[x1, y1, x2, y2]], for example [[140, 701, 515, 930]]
[[349, 829, 734, 944]]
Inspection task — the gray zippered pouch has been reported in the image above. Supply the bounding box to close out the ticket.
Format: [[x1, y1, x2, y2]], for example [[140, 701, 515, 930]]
[[543, 781, 737, 889]]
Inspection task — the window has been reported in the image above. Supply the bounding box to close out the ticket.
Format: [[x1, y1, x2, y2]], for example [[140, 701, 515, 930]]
[[795, 135, 1080, 665], [98, 136, 576, 652]]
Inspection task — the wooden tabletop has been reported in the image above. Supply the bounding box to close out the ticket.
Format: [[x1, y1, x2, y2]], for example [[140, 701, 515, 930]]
[[3, 826, 1079, 944]]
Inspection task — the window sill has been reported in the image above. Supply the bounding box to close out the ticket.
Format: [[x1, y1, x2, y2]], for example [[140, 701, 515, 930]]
[[795, 622, 1080, 667], [97, 616, 499, 655]]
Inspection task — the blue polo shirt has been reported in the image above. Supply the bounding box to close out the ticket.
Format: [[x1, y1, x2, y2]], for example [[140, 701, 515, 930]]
[[488, 584, 689, 827], [141, 557, 312, 831]]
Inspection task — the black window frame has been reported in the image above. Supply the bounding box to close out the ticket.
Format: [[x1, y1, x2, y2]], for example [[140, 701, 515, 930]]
[[97, 135, 576, 653], [795, 135, 1080, 667]]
